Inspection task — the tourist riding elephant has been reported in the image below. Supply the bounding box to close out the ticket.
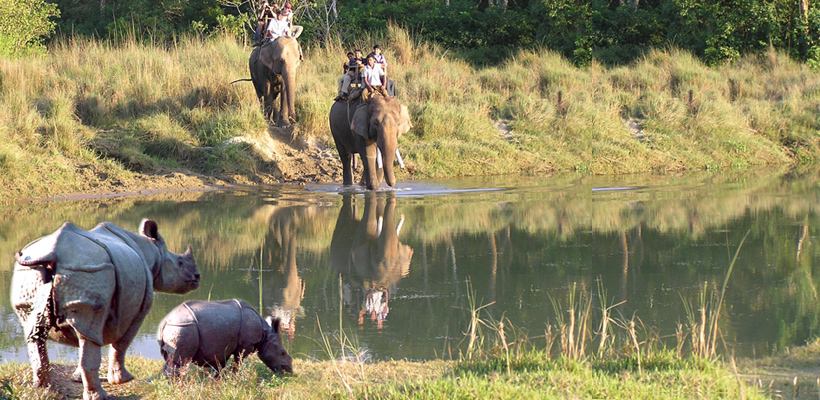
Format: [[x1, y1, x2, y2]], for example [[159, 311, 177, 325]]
[[249, 37, 302, 126], [329, 95, 412, 190], [11, 219, 200, 400]]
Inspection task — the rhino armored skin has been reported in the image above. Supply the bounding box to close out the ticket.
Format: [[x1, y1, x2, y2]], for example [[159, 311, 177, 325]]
[[157, 299, 293, 375], [11, 219, 200, 400]]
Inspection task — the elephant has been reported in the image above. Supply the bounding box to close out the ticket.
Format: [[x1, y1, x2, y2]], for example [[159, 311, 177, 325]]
[[330, 193, 414, 328], [11, 219, 200, 400], [329, 95, 412, 190], [249, 36, 302, 126], [157, 299, 292, 376]]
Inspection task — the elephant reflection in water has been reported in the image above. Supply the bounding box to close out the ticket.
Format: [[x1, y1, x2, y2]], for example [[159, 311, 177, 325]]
[[263, 206, 309, 340], [331, 193, 413, 329]]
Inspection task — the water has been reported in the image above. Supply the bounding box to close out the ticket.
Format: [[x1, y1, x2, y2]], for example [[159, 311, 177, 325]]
[[1, 169, 819, 364]]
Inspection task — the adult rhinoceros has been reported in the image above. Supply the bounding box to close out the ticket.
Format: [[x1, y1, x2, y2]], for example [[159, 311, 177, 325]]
[[11, 219, 200, 400]]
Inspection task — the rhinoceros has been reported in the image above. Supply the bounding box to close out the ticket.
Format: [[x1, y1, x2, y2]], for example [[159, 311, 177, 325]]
[[11, 219, 200, 400], [157, 299, 293, 376]]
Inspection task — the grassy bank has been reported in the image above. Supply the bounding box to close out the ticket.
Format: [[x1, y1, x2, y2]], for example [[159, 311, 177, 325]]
[[0, 277, 791, 399], [0, 351, 767, 399], [1, 26, 819, 201]]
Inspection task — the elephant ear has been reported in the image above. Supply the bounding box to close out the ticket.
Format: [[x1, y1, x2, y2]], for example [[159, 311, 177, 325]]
[[250, 47, 261, 66], [351, 105, 370, 139], [258, 43, 279, 72], [397, 104, 412, 137]]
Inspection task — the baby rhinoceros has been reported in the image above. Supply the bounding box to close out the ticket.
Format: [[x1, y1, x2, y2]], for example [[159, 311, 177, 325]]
[[157, 299, 293, 376]]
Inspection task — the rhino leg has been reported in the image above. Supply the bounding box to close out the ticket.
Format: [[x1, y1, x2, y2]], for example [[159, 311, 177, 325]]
[[26, 338, 50, 387], [159, 324, 198, 377], [78, 338, 108, 400], [107, 314, 145, 384]]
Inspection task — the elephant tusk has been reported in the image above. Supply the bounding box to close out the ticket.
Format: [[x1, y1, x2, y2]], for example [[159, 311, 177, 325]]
[[395, 149, 405, 168], [377, 148, 383, 169], [396, 216, 405, 236]]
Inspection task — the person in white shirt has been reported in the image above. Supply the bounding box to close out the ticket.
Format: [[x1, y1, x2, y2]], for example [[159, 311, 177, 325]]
[[368, 45, 388, 84], [266, 10, 291, 41], [362, 55, 387, 99]]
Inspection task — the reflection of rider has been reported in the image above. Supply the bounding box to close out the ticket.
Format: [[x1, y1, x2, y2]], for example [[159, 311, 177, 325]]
[[359, 289, 389, 329], [331, 193, 413, 330]]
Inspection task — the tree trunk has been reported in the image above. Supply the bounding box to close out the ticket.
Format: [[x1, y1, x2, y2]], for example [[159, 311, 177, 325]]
[[499, 0, 507, 8], [800, 0, 809, 33]]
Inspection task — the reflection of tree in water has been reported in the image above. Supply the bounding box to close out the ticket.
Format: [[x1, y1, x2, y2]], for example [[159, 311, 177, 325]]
[[331, 193, 413, 329]]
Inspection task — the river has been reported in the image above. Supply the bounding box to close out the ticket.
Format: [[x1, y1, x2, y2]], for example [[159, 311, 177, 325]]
[[1, 168, 819, 363]]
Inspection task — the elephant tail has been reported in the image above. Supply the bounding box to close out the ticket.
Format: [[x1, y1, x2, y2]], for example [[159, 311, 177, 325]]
[[230, 78, 253, 84]]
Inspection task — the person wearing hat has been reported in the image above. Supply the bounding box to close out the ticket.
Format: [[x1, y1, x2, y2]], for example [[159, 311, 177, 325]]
[[283, 3, 304, 38], [255, 1, 276, 43]]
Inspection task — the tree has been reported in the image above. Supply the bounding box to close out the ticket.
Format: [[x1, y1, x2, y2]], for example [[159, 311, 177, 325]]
[[0, 0, 60, 56]]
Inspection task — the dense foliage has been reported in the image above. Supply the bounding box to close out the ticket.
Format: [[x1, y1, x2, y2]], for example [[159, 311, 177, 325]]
[[33, 0, 819, 66], [0, 0, 59, 56]]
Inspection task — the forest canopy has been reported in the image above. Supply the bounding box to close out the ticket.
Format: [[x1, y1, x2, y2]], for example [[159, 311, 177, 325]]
[[5, 0, 820, 66]]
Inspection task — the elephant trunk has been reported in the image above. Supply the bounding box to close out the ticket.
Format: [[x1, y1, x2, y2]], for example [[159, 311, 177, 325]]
[[282, 66, 296, 124], [379, 123, 398, 187]]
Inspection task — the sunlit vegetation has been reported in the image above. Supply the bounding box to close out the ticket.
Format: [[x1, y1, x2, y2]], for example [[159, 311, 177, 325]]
[[1, 25, 820, 201], [0, 281, 772, 399]]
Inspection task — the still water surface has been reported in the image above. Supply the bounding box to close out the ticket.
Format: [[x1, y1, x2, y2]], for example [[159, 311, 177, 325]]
[[1, 170, 819, 363]]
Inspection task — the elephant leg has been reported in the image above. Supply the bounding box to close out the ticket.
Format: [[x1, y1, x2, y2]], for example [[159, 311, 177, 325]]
[[78, 338, 108, 400], [362, 145, 380, 190], [263, 95, 274, 122], [340, 153, 354, 185], [278, 91, 288, 126], [26, 338, 50, 388]]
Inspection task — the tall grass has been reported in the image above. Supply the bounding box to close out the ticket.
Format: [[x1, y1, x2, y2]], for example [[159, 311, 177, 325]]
[[2, 27, 819, 201]]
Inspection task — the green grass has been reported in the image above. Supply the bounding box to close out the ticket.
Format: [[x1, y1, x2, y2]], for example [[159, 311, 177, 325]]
[[1, 27, 820, 201], [0, 351, 768, 400], [0, 275, 792, 400]]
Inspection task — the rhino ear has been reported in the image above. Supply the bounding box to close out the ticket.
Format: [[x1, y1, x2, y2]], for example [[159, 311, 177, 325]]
[[351, 106, 370, 139], [271, 317, 282, 334], [265, 315, 274, 328], [140, 219, 159, 240]]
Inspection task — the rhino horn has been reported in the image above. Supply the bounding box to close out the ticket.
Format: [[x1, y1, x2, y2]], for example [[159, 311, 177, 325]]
[[185, 247, 192, 255], [15, 250, 57, 267]]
